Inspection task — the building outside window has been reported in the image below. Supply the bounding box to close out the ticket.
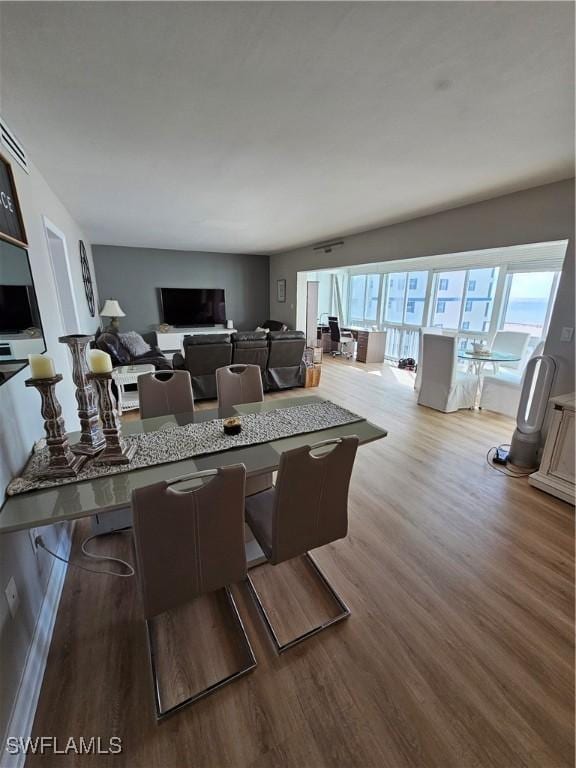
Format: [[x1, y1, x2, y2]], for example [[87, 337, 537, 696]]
[[436, 300, 446, 313], [409, 277, 418, 290], [465, 299, 473, 312], [439, 278, 449, 290], [384, 272, 406, 324], [468, 280, 476, 291], [462, 321, 470, 330]]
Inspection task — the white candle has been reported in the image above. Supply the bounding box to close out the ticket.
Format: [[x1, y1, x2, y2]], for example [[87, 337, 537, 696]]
[[88, 349, 113, 374], [28, 354, 56, 379]]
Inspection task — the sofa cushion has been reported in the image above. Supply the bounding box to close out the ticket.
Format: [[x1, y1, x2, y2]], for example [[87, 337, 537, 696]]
[[119, 331, 151, 357], [232, 331, 268, 342], [268, 331, 305, 341], [96, 332, 131, 365], [183, 334, 231, 346]]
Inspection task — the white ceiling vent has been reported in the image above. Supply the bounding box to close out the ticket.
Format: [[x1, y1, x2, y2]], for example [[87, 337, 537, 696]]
[[0, 118, 29, 173]]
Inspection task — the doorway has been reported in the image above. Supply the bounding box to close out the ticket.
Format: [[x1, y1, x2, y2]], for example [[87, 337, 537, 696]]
[[43, 217, 80, 334]]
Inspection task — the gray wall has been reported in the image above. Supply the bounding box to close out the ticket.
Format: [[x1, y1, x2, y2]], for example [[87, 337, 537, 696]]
[[92, 245, 269, 335], [0, 158, 100, 744], [269, 179, 575, 398]]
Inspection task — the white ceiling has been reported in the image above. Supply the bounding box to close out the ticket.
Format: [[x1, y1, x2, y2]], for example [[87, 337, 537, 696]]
[[0, 2, 574, 254]]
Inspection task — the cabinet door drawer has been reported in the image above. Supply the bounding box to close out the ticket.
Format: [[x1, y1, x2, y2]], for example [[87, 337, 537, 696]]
[[549, 410, 575, 483]]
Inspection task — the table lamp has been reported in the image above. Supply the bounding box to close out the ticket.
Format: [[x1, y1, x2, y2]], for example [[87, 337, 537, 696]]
[[100, 299, 126, 333]]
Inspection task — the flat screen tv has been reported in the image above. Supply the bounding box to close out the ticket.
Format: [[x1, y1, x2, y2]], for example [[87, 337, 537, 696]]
[[160, 287, 226, 327], [0, 285, 34, 332]]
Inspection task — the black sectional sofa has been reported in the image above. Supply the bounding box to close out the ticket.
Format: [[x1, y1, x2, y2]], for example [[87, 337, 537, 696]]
[[173, 330, 306, 400]]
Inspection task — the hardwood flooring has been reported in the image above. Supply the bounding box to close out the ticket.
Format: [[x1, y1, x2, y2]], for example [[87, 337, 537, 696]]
[[28, 359, 574, 767]]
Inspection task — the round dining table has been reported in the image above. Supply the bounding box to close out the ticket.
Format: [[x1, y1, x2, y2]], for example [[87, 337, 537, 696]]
[[458, 349, 522, 403]]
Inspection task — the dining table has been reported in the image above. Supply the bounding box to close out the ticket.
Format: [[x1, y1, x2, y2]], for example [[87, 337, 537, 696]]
[[0, 395, 387, 564], [458, 349, 522, 402]]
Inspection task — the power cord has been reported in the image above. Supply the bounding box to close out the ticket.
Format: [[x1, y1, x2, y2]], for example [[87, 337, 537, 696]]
[[486, 444, 534, 478], [35, 531, 135, 577]]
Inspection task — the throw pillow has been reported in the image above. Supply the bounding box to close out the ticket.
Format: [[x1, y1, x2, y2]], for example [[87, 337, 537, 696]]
[[119, 331, 151, 358]]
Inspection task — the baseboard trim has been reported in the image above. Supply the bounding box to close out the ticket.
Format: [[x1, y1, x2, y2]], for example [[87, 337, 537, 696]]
[[1, 531, 71, 768]]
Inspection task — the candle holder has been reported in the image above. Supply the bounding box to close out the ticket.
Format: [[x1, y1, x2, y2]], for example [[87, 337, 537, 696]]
[[88, 371, 136, 465], [59, 334, 105, 456], [25, 375, 88, 479]]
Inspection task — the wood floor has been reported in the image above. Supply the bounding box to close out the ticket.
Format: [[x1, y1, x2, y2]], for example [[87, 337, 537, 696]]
[[28, 359, 574, 767]]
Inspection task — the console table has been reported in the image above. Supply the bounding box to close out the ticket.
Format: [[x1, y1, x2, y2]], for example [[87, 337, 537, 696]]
[[529, 393, 575, 505]]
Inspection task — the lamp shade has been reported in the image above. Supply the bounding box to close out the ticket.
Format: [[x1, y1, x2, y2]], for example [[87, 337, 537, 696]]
[[100, 299, 126, 318]]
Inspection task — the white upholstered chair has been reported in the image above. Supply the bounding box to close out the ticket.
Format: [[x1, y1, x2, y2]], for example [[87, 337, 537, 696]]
[[480, 341, 544, 418], [417, 334, 477, 413], [490, 331, 531, 372], [414, 326, 444, 393]]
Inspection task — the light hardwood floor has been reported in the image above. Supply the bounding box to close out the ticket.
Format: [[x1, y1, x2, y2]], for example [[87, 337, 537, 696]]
[[28, 359, 574, 767]]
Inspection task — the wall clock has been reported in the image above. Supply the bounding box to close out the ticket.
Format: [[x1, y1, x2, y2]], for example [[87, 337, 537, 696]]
[[79, 240, 95, 317]]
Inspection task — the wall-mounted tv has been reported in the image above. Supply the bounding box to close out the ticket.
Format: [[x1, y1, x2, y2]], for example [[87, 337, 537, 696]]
[[0, 284, 35, 332], [160, 287, 226, 327]]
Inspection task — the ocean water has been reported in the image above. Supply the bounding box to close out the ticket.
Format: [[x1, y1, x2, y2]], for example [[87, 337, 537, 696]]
[[506, 299, 548, 325]]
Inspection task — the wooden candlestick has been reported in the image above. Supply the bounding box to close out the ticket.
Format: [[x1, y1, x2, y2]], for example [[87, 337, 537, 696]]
[[88, 371, 136, 465], [59, 334, 105, 456], [25, 375, 87, 479]]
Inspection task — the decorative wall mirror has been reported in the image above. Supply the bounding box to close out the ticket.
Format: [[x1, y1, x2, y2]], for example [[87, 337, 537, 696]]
[[0, 152, 46, 385]]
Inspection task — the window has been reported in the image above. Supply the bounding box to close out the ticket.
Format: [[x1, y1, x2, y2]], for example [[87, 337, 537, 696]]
[[364, 274, 380, 321], [501, 271, 559, 339], [348, 273, 381, 325], [404, 271, 428, 326], [432, 271, 465, 327], [383, 271, 429, 326], [432, 268, 497, 332], [462, 268, 498, 332], [384, 272, 406, 324], [349, 275, 366, 322]]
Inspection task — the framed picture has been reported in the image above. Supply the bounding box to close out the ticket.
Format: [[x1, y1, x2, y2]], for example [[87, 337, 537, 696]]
[[0, 152, 27, 248], [277, 278, 286, 303]]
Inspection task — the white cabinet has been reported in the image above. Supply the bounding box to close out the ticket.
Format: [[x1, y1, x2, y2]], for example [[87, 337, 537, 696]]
[[529, 393, 575, 505], [0, 334, 45, 361]]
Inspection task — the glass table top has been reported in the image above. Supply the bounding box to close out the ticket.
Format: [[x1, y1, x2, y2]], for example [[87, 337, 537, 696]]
[[0, 396, 387, 534], [458, 350, 521, 362]]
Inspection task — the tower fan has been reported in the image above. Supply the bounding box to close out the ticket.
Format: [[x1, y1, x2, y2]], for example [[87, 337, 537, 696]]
[[509, 353, 556, 469]]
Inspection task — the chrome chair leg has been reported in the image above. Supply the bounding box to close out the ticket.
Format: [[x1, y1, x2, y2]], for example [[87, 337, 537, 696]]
[[246, 552, 350, 654], [146, 586, 257, 721]]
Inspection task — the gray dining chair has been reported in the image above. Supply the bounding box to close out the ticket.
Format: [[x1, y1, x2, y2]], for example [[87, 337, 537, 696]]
[[132, 465, 257, 719], [139, 370, 195, 419], [216, 364, 264, 409], [216, 364, 271, 497], [245, 435, 359, 652]]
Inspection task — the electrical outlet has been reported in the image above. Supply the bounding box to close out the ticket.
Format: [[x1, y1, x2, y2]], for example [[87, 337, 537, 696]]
[[29, 527, 40, 554], [5, 577, 20, 619], [560, 327, 574, 342]]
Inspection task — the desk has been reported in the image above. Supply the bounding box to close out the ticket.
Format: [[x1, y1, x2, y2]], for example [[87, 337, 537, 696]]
[[0, 396, 387, 536]]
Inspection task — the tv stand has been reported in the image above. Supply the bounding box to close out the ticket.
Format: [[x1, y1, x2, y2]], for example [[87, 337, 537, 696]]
[[154, 326, 236, 354]]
